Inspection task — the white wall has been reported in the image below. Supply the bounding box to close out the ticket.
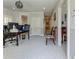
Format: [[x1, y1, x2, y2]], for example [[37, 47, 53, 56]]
[[12, 11, 44, 36], [3, 8, 14, 25], [52, 0, 75, 59], [52, 0, 67, 27], [70, 0, 75, 58], [61, 0, 67, 27], [3, 8, 44, 36], [51, 0, 64, 46], [52, 9, 58, 27], [67, 0, 75, 59], [50, 3, 59, 43]]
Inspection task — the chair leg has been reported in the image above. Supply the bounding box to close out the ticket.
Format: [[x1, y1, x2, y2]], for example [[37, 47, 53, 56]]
[[28, 31, 30, 40], [46, 38, 48, 45], [52, 38, 55, 45], [16, 36, 19, 46], [61, 40, 63, 44], [22, 34, 25, 40], [3, 39, 5, 47], [19, 34, 21, 40]]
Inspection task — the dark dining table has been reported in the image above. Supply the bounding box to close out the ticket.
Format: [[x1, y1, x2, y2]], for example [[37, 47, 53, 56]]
[[3, 31, 30, 47], [3, 32, 20, 46]]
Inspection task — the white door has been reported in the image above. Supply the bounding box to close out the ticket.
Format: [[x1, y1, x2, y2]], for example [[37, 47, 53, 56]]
[[30, 17, 43, 36]]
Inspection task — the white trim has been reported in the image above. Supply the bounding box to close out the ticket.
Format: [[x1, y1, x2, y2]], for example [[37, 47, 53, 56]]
[[58, 6, 62, 47], [67, 0, 71, 59], [30, 34, 44, 36]]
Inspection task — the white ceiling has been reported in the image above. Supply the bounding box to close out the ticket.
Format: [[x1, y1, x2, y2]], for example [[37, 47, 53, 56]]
[[3, 0, 59, 16]]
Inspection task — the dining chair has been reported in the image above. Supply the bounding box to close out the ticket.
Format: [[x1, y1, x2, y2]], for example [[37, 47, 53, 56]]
[[45, 27, 56, 45]]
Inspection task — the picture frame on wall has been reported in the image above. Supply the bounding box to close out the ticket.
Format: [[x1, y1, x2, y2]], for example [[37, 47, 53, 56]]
[[54, 13, 56, 21]]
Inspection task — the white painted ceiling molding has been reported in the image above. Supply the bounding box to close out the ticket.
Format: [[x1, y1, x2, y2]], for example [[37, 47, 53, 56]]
[[3, 0, 59, 16]]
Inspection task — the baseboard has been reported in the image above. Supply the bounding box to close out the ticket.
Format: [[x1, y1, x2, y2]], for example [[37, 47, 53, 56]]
[[30, 34, 44, 37]]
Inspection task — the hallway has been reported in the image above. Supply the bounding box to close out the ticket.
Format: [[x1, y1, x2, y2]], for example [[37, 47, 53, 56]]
[[4, 36, 67, 59]]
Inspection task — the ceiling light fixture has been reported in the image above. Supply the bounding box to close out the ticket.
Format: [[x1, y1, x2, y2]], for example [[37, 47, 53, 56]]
[[15, 0, 23, 9]]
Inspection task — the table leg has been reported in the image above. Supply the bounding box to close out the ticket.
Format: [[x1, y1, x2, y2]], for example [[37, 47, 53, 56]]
[[46, 38, 48, 45], [28, 31, 30, 40], [52, 38, 55, 45], [22, 33, 25, 40], [16, 35, 19, 46], [3, 39, 5, 47], [19, 34, 21, 40]]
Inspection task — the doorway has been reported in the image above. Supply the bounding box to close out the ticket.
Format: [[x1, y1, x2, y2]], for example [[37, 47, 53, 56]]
[[30, 16, 43, 36]]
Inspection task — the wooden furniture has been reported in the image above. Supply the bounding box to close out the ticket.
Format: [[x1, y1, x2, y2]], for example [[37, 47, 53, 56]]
[[44, 16, 51, 34], [61, 27, 67, 43], [45, 27, 56, 45], [8, 22, 18, 29], [18, 24, 30, 39], [3, 32, 20, 46], [8, 22, 30, 39], [3, 31, 30, 47], [3, 23, 30, 47]]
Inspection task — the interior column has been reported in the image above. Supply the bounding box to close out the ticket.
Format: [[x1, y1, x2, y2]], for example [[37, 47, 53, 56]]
[[57, 6, 62, 46]]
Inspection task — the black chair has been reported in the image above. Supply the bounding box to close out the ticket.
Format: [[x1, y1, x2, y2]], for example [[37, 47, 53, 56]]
[[3, 23, 19, 47], [8, 22, 18, 29], [3, 25, 9, 32], [3, 25, 9, 46], [17, 24, 30, 39]]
